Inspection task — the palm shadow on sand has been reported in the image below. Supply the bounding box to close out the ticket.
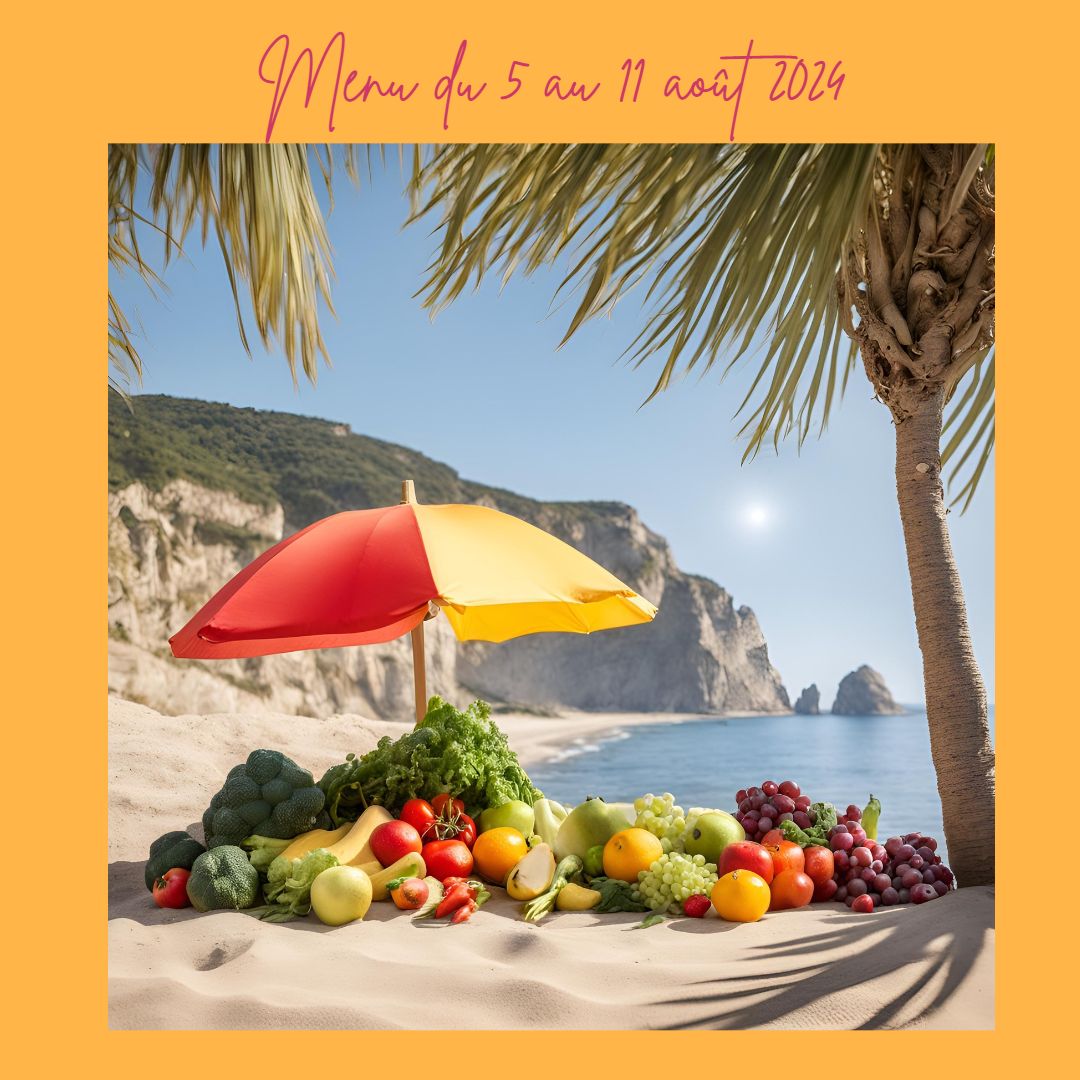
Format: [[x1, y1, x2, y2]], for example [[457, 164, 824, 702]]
[[651, 888, 993, 1030]]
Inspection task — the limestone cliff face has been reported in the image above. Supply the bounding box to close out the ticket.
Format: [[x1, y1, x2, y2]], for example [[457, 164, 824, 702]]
[[109, 481, 790, 720], [108, 480, 462, 719], [456, 501, 789, 714]]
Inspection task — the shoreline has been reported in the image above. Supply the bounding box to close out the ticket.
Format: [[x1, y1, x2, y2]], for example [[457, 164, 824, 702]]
[[496, 708, 789, 768]]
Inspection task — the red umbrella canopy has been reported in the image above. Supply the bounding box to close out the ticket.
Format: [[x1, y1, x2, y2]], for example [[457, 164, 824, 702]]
[[169, 504, 435, 659]]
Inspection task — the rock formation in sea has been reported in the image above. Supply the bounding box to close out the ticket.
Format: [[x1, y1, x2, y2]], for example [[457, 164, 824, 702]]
[[831, 666, 905, 716], [793, 684, 821, 715], [109, 394, 792, 720]]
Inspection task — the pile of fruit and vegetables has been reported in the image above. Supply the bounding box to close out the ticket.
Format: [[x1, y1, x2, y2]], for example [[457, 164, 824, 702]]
[[144, 697, 956, 930]]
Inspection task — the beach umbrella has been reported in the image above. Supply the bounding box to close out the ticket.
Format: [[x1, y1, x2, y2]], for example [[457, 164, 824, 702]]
[[169, 480, 657, 723]]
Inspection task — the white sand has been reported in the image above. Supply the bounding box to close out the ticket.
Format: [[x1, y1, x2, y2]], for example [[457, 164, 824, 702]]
[[108, 696, 993, 1030]]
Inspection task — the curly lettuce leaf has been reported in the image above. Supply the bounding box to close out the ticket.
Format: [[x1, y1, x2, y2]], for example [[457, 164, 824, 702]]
[[319, 697, 542, 819], [260, 848, 338, 921]]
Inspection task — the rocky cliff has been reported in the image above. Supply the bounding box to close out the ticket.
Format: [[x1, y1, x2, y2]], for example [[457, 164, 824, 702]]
[[108, 395, 791, 720], [831, 666, 905, 715], [793, 684, 821, 715]]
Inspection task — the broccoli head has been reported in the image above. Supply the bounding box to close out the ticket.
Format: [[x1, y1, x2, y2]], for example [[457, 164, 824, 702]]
[[185, 846, 260, 911], [202, 749, 331, 848], [144, 830, 206, 891]]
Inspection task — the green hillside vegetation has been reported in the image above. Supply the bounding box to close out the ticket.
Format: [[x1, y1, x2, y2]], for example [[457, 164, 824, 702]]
[[109, 393, 624, 529]]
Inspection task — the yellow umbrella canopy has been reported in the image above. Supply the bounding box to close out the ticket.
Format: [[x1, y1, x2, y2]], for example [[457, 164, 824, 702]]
[[414, 501, 656, 641]]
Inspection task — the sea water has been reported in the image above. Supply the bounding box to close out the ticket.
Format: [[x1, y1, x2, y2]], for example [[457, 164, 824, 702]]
[[528, 707, 996, 867]]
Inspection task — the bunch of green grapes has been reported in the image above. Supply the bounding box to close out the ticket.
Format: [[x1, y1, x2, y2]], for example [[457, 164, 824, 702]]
[[632, 792, 686, 853], [633, 852, 718, 914]]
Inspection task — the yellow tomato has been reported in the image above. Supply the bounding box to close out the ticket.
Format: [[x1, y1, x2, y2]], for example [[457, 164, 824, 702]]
[[711, 869, 771, 922], [603, 828, 665, 883], [472, 827, 528, 885]]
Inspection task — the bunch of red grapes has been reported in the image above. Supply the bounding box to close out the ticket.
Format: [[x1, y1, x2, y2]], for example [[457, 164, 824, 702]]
[[733, 781, 957, 913], [828, 804, 955, 912], [733, 779, 815, 841]]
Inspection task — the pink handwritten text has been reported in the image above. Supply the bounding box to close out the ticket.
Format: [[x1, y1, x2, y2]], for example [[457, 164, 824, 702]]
[[256, 34, 846, 141]]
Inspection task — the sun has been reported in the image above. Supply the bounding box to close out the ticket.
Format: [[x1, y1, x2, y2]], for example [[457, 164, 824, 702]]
[[740, 503, 771, 530]]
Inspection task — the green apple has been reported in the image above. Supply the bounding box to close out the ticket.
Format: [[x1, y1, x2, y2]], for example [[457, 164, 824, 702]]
[[478, 799, 535, 837], [683, 811, 745, 863]]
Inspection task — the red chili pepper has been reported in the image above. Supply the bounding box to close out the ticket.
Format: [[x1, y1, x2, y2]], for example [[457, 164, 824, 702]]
[[436, 883, 473, 918], [451, 899, 478, 924], [441, 877, 480, 898]]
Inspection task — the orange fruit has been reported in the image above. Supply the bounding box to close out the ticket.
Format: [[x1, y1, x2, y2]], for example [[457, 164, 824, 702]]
[[711, 869, 771, 922], [472, 827, 528, 885], [603, 828, 664, 883]]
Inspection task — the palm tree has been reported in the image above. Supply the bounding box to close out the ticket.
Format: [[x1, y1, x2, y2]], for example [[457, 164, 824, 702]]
[[108, 144, 356, 392], [109, 143, 995, 886], [405, 144, 996, 886]]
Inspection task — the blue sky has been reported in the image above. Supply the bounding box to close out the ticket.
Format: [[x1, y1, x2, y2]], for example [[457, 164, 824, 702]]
[[109, 160, 995, 706]]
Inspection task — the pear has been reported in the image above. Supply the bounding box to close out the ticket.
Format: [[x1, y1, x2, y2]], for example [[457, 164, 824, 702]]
[[554, 797, 632, 861], [555, 882, 601, 911], [505, 842, 556, 900]]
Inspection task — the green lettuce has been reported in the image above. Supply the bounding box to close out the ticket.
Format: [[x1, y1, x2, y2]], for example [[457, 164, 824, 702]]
[[259, 848, 338, 922], [318, 696, 542, 821], [780, 802, 838, 848]]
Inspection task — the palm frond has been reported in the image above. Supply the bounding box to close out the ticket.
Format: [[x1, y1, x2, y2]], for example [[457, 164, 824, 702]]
[[941, 350, 995, 513], [409, 144, 878, 459], [107, 144, 362, 390]]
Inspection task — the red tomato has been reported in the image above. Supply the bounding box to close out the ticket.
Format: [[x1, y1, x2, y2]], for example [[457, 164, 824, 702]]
[[760, 828, 783, 848], [422, 839, 475, 882], [400, 798, 437, 840], [764, 839, 805, 878], [803, 845, 835, 886], [769, 869, 815, 910], [152, 868, 192, 909], [423, 799, 477, 848], [451, 812, 477, 849], [431, 794, 465, 817], [370, 820, 423, 867]]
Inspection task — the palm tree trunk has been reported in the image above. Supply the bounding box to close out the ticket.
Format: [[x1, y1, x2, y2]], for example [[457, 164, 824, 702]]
[[894, 387, 995, 886]]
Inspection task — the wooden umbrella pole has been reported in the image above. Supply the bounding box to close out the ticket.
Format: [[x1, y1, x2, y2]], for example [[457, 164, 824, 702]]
[[411, 622, 427, 727], [401, 479, 427, 726]]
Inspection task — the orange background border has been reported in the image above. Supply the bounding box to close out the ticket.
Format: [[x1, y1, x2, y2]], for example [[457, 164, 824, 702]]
[[3, 0, 1070, 1067]]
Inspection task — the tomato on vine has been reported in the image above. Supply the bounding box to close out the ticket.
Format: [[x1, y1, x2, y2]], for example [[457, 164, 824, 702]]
[[400, 798, 438, 840], [431, 794, 465, 817]]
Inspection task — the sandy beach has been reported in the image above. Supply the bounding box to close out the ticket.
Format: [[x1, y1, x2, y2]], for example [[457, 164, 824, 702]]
[[108, 696, 993, 1030]]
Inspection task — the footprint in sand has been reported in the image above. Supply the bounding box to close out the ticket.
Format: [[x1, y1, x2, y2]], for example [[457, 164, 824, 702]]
[[195, 938, 254, 971]]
